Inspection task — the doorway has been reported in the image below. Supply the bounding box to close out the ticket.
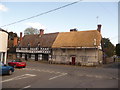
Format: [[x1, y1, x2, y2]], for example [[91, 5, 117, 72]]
[[42, 54, 48, 61], [71, 56, 76, 65], [25, 54, 28, 61], [35, 54, 38, 61]]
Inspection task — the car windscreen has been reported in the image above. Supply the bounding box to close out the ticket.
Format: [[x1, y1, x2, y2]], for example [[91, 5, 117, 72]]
[[12, 60, 22, 62], [16, 60, 22, 62]]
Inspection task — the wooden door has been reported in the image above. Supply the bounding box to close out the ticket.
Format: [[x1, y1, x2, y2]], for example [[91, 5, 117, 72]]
[[25, 54, 27, 61], [35, 54, 38, 61], [72, 57, 75, 65]]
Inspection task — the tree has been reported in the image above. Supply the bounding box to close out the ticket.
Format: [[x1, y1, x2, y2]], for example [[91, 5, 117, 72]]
[[116, 44, 120, 56], [102, 38, 115, 57], [24, 27, 39, 35]]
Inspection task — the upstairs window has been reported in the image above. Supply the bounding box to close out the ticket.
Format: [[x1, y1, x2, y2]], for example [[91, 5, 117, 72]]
[[18, 44, 21, 50], [28, 43, 30, 50], [37, 42, 41, 50]]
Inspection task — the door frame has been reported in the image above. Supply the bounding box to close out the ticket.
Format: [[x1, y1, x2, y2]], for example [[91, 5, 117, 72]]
[[25, 54, 28, 61], [71, 56, 76, 65], [35, 54, 38, 61]]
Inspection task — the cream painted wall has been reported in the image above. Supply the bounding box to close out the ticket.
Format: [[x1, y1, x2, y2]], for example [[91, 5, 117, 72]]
[[0, 30, 8, 64], [52, 48, 103, 65], [0, 31, 8, 52]]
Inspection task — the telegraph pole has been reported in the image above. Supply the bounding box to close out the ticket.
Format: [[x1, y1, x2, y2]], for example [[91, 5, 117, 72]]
[[96, 16, 99, 24]]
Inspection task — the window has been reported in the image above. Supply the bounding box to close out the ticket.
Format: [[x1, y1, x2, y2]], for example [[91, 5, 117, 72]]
[[37, 42, 41, 50], [62, 49, 66, 53], [28, 43, 30, 50], [20, 53, 22, 58]]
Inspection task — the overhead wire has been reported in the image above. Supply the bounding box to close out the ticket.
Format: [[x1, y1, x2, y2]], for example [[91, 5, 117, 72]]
[[1, 0, 82, 27]]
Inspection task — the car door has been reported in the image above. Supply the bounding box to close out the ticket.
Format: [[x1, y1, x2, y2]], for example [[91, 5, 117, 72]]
[[2, 66, 8, 74], [9, 60, 16, 66]]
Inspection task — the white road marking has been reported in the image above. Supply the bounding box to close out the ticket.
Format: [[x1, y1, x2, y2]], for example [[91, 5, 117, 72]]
[[23, 68, 66, 75], [49, 73, 67, 80], [86, 75, 100, 78], [48, 71, 56, 74], [79, 74, 118, 80], [19, 85, 31, 90], [56, 72, 61, 74], [22, 68, 68, 80], [1, 74, 36, 83], [109, 77, 119, 80], [23, 85, 31, 88], [24, 74, 36, 77]]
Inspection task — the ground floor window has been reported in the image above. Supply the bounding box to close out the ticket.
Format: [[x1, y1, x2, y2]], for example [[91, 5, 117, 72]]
[[28, 54, 31, 58], [0, 52, 6, 64], [20, 53, 22, 58], [17, 53, 49, 61]]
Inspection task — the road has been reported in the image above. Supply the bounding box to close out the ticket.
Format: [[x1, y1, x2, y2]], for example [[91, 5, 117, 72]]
[[1, 61, 119, 89]]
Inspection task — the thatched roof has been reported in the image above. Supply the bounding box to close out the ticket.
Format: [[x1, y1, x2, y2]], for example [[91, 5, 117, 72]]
[[52, 30, 101, 48]]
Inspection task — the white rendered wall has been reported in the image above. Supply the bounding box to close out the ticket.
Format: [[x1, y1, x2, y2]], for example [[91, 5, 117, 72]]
[[0, 31, 8, 52], [0, 30, 8, 64]]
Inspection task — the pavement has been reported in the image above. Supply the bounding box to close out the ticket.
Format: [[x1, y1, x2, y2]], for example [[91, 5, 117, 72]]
[[1, 60, 119, 89]]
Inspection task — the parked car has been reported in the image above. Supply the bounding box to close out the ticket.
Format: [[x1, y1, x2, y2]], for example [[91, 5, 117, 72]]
[[8, 59, 26, 68], [0, 62, 14, 75]]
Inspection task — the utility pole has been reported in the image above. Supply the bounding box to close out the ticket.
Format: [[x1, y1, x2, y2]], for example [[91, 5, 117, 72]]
[[96, 16, 99, 24]]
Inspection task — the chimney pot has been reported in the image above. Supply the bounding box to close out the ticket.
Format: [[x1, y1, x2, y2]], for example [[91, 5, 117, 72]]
[[70, 28, 78, 32], [40, 29, 44, 36], [97, 24, 102, 33], [20, 32, 22, 42]]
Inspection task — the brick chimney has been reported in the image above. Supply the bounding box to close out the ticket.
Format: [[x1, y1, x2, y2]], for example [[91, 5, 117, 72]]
[[13, 37, 18, 47], [40, 29, 44, 36], [97, 24, 102, 33], [70, 28, 78, 32], [20, 32, 22, 42]]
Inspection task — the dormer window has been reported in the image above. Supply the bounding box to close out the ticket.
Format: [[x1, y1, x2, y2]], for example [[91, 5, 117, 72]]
[[28, 43, 30, 50], [37, 42, 41, 50], [18, 44, 21, 50], [94, 39, 97, 46]]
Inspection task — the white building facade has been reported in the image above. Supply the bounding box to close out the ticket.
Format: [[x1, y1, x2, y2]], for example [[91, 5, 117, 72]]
[[0, 29, 8, 64]]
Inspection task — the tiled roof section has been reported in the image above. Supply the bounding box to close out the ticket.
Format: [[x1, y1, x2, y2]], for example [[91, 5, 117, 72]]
[[52, 30, 102, 48], [39, 33, 59, 47], [20, 35, 38, 48], [19, 33, 59, 48]]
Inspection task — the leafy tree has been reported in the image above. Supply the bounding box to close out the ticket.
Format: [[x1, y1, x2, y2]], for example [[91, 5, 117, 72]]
[[102, 38, 115, 57], [24, 27, 39, 35], [116, 44, 120, 56]]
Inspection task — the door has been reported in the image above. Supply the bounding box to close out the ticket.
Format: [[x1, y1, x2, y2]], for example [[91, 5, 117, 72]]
[[35, 54, 38, 61], [42, 54, 48, 61], [25, 54, 27, 61], [72, 57, 76, 65]]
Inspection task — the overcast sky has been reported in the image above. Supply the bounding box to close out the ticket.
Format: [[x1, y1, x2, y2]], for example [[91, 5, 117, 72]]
[[0, 0, 118, 45]]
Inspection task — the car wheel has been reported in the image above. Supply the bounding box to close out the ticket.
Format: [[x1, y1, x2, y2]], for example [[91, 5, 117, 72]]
[[23, 66, 26, 68], [14, 64, 17, 68], [8, 70, 13, 75]]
